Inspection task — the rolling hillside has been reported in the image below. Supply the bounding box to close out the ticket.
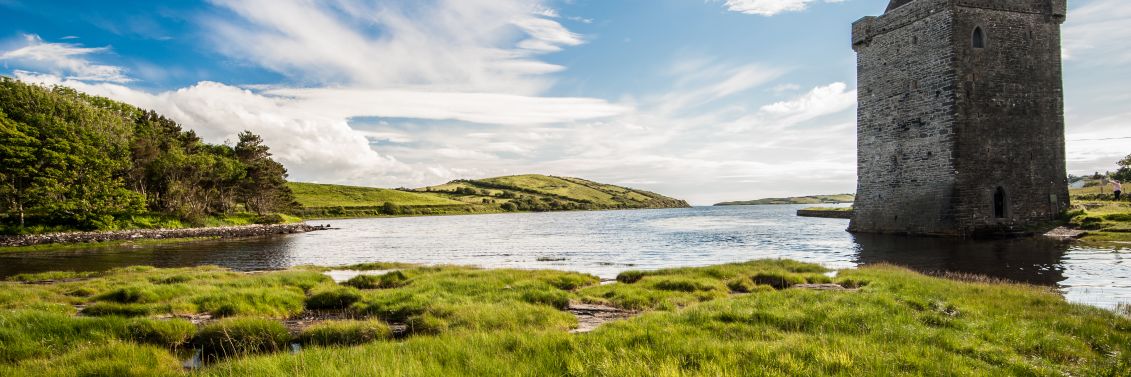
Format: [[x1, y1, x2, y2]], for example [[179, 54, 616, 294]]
[[714, 194, 855, 206], [292, 174, 689, 218]]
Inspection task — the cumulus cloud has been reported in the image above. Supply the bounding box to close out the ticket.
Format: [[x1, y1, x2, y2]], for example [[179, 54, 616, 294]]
[[204, 0, 581, 94], [0, 34, 131, 83], [722, 0, 845, 17]]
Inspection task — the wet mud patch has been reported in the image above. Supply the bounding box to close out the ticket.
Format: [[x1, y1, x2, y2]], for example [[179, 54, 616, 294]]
[[567, 302, 639, 333]]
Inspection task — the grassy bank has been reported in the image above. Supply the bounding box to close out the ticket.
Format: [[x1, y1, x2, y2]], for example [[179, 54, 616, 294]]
[[0, 260, 1127, 376], [715, 194, 855, 206], [292, 174, 690, 219]]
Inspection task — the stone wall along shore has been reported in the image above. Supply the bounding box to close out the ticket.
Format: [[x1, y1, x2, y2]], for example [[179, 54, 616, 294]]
[[797, 209, 853, 219], [0, 223, 327, 248]]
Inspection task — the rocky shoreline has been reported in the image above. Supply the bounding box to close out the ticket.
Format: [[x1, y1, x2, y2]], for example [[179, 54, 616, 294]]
[[0, 223, 327, 248], [796, 209, 853, 219]]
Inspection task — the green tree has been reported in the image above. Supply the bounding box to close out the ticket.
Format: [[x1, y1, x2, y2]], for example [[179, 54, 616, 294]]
[[235, 131, 297, 214], [1115, 154, 1131, 182]]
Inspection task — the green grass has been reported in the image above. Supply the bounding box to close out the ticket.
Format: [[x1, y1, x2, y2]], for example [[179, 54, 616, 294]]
[[715, 194, 856, 206], [1, 260, 1128, 376], [288, 182, 464, 207], [1064, 200, 1131, 243]]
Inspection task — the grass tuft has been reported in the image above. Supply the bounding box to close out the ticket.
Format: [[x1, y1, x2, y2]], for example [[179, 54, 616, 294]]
[[298, 320, 391, 346], [305, 286, 363, 310], [193, 317, 292, 361]]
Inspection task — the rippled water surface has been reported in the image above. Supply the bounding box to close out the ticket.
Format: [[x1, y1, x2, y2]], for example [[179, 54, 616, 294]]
[[2, 204, 1128, 308]]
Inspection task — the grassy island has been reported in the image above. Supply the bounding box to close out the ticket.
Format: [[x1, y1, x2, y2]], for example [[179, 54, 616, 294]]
[[1, 260, 1127, 376]]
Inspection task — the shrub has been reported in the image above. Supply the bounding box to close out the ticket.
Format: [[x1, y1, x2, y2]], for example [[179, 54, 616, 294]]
[[751, 272, 806, 289], [192, 317, 291, 360], [305, 286, 362, 310], [344, 271, 409, 289], [1103, 213, 1131, 222], [126, 318, 195, 348], [254, 214, 286, 224], [298, 320, 391, 346]]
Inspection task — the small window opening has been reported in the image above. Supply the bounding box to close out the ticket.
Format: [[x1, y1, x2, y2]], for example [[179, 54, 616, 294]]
[[911, 36, 918, 45], [972, 27, 985, 48], [993, 186, 1006, 218]]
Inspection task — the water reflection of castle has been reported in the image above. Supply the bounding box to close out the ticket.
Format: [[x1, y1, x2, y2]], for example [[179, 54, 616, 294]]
[[852, 233, 1069, 286]]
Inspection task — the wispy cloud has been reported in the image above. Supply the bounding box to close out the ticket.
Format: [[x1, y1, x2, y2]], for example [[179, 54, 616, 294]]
[[721, 0, 845, 17], [1063, 0, 1131, 64], [0, 34, 131, 82]]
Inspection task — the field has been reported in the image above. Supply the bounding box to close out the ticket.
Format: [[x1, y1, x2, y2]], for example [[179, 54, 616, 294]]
[[287, 183, 464, 208], [715, 194, 855, 206], [293, 174, 689, 219], [0, 260, 1127, 376]]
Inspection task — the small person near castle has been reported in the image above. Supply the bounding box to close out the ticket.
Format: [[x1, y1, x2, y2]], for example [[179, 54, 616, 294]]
[[1113, 180, 1123, 201]]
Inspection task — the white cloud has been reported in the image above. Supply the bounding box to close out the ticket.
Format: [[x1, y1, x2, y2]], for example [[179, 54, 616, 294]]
[[1063, 0, 1131, 64], [724, 82, 856, 132], [0, 34, 131, 83], [722, 0, 845, 17], [204, 0, 580, 94]]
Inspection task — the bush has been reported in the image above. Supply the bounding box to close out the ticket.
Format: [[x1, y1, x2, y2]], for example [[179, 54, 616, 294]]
[[298, 320, 391, 346], [193, 317, 291, 360], [255, 213, 286, 224], [344, 271, 409, 289], [126, 318, 195, 348], [305, 286, 362, 310], [751, 272, 806, 289]]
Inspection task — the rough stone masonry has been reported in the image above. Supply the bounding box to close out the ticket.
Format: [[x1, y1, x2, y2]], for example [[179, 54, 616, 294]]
[[849, 0, 1068, 237]]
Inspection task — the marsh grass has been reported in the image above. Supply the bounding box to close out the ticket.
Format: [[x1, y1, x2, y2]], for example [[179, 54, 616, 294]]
[[0, 260, 1129, 376], [298, 320, 391, 346]]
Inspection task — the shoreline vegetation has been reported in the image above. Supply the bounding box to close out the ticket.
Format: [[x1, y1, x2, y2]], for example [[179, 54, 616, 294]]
[[0, 259, 1127, 376], [0, 79, 689, 248], [291, 174, 690, 220], [0, 223, 325, 249], [714, 194, 854, 206]]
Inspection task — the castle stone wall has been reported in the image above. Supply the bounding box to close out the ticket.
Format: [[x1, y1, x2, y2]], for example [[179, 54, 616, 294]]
[[849, 0, 1067, 237]]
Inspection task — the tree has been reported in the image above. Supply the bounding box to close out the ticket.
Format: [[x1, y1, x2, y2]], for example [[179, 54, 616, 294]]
[[1115, 154, 1131, 182], [235, 131, 297, 215]]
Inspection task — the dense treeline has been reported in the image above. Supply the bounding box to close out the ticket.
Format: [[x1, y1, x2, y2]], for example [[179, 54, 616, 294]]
[[0, 78, 296, 233]]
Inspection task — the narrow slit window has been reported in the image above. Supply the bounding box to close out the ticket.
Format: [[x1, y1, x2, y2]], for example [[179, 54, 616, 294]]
[[993, 186, 1006, 218], [972, 27, 985, 48]]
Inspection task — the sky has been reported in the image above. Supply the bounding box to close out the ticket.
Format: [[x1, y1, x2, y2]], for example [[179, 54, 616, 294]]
[[0, 0, 1128, 205]]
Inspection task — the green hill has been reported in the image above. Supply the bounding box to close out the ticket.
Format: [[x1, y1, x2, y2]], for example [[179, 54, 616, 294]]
[[294, 174, 689, 218], [715, 194, 854, 206]]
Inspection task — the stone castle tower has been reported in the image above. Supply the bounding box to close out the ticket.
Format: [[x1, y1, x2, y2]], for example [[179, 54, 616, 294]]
[[848, 0, 1068, 236]]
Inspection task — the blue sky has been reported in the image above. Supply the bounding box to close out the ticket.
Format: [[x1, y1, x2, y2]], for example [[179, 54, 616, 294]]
[[2, 0, 1129, 204]]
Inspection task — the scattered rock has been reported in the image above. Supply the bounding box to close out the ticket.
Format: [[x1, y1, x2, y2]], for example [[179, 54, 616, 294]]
[[1044, 226, 1087, 241], [0, 224, 328, 248]]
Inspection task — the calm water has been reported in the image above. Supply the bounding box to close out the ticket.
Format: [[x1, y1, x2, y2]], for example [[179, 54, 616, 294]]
[[2, 204, 1128, 308]]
